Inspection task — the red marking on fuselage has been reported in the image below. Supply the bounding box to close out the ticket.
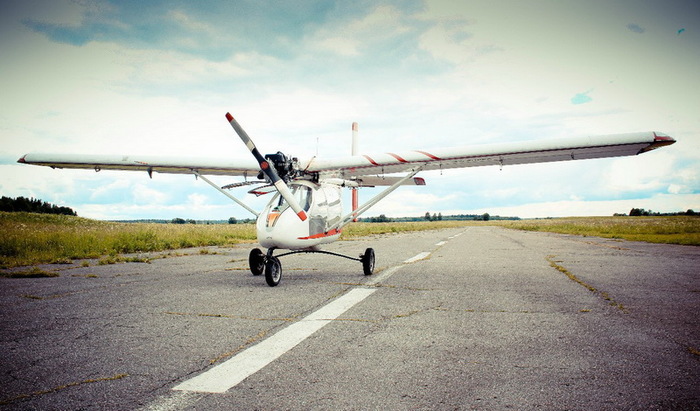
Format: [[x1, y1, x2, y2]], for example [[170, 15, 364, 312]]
[[298, 228, 342, 240]]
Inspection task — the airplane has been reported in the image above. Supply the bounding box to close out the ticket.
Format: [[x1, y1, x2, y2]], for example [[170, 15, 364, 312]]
[[18, 113, 676, 286]]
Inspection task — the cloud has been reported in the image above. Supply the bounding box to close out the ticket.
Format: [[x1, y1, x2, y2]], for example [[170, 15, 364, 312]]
[[626, 23, 645, 34], [604, 152, 676, 193], [132, 184, 169, 205], [2, 1, 698, 221], [89, 178, 132, 203]]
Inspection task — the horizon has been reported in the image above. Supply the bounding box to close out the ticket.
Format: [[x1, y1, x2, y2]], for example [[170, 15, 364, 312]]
[[3, 194, 695, 224]]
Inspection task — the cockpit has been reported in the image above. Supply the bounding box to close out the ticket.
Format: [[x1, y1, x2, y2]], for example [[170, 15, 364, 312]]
[[265, 184, 312, 227], [276, 184, 311, 211], [262, 181, 342, 234]]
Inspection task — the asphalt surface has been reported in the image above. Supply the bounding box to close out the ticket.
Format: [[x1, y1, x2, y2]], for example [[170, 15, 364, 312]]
[[1, 226, 699, 410]]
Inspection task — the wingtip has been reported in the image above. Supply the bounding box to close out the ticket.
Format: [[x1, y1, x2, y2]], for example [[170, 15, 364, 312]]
[[17, 155, 27, 164], [653, 132, 676, 144], [225, 112, 234, 122], [639, 132, 676, 154]]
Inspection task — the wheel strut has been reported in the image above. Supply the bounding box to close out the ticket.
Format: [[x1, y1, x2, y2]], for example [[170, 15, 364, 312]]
[[246, 247, 376, 287]]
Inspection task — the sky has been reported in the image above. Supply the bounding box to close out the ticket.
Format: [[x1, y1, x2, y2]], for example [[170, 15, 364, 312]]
[[1, 0, 698, 220]]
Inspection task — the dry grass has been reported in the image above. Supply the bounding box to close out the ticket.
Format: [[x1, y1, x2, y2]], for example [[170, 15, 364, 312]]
[[2, 212, 697, 269], [0, 212, 256, 269], [493, 216, 700, 246]]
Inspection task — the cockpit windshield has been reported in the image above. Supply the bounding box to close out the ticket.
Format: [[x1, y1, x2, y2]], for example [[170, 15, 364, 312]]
[[271, 184, 312, 212]]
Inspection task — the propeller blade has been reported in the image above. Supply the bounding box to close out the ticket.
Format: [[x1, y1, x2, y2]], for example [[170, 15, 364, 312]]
[[225, 113, 308, 221]]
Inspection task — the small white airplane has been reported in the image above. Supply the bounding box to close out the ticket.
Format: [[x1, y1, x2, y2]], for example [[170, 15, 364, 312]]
[[19, 113, 676, 286]]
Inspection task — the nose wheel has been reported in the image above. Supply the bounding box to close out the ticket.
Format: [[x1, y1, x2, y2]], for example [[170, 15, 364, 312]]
[[247, 248, 283, 287], [264, 256, 282, 287], [246, 247, 376, 287]]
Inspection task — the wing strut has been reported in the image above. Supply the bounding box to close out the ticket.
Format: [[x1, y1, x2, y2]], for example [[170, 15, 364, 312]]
[[330, 167, 423, 231], [192, 170, 259, 217]]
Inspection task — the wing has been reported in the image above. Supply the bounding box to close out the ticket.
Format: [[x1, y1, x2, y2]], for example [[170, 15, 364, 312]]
[[302, 131, 675, 178], [17, 153, 261, 177]]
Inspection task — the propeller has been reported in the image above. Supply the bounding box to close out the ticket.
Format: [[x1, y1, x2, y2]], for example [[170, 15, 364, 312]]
[[225, 113, 308, 221]]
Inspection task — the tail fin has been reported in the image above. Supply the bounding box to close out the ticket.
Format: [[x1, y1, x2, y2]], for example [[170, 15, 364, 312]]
[[351, 122, 359, 222]]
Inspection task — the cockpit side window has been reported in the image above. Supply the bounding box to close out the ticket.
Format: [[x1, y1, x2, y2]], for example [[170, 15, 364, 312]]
[[295, 186, 312, 211]]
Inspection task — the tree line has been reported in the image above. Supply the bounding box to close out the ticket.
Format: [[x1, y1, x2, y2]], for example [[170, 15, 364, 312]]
[[0, 196, 77, 216], [617, 208, 697, 217], [358, 212, 519, 223]]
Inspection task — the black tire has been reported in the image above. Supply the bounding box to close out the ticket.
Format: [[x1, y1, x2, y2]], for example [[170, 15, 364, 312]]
[[362, 248, 375, 276], [249, 248, 265, 276], [265, 256, 282, 287]]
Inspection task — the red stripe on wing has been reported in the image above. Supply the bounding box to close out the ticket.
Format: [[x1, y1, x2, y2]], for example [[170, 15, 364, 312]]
[[414, 150, 441, 160], [387, 152, 407, 163], [363, 155, 379, 166]]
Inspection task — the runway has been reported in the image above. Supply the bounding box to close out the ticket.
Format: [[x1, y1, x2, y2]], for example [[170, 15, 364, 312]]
[[1, 226, 698, 409]]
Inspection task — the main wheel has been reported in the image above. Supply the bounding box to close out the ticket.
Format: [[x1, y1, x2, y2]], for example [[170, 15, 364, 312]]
[[361, 248, 375, 276], [265, 256, 282, 287], [249, 248, 265, 276]]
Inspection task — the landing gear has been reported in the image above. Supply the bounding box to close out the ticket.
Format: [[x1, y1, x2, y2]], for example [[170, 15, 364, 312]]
[[265, 256, 282, 287], [361, 248, 375, 276], [246, 247, 376, 287], [249, 248, 264, 276]]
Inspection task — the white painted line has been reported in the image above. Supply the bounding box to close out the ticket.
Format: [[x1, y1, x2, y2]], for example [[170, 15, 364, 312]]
[[403, 251, 431, 264], [435, 241, 446, 246], [173, 287, 376, 393], [141, 391, 201, 411], [172, 241, 454, 394]]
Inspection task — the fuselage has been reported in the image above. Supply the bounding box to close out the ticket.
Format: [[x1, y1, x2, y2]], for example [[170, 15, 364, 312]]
[[256, 180, 343, 250]]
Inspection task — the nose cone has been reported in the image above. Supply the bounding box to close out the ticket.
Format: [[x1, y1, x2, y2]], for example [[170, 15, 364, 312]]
[[257, 208, 310, 250]]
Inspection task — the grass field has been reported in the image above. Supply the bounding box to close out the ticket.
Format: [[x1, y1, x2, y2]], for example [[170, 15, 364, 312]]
[[1, 212, 698, 270], [494, 216, 700, 246], [0, 212, 256, 269]]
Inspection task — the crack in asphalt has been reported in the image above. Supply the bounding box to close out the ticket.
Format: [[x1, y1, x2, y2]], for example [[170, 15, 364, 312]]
[[0, 373, 129, 407], [546, 255, 628, 313]]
